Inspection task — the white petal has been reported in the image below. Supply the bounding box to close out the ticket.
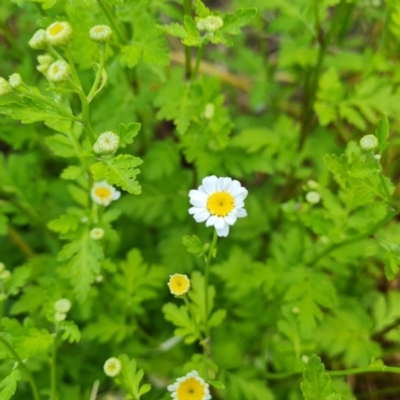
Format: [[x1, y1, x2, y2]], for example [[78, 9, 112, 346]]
[[189, 206, 204, 215], [224, 214, 237, 225], [235, 187, 248, 201], [230, 180, 242, 196], [214, 216, 225, 229], [202, 176, 218, 194], [206, 215, 217, 227], [189, 189, 208, 202], [217, 177, 225, 191], [235, 200, 245, 208], [216, 224, 229, 237], [237, 208, 247, 218], [194, 210, 210, 222], [190, 199, 207, 207], [222, 177, 233, 191], [198, 185, 207, 194], [112, 190, 121, 200]]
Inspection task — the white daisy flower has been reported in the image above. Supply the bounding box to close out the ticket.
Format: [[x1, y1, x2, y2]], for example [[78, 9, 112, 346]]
[[29, 29, 48, 49], [197, 15, 224, 33], [103, 357, 122, 377], [305, 191, 321, 204], [189, 176, 248, 237], [360, 134, 378, 151], [91, 181, 121, 207], [93, 131, 120, 154], [54, 312, 67, 322], [46, 21, 72, 46], [168, 370, 211, 400], [54, 298, 71, 313], [0, 78, 12, 96], [9, 73, 22, 89], [90, 227, 105, 240], [47, 61, 70, 83], [168, 274, 190, 296], [89, 25, 113, 43]]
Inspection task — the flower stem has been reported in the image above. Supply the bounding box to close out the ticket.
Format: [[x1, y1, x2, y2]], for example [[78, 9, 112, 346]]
[[87, 44, 106, 103], [7, 225, 35, 259], [0, 335, 40, 400], [98, 0, 126, 43], [183, 0, 193, 79], [50, 332, 59, 400], [192, 44, 205, 81]]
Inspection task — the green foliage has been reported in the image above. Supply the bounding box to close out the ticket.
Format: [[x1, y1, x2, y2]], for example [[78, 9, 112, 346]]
[[0, 370, 21, 400]]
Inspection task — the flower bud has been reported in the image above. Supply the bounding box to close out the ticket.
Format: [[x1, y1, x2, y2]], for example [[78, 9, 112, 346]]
[[0, 78, 12, 96], [197, 15, 224, 33], [54, 312, 67, 322], [93, 131, 120, 155], [9, 73, 22, 89], [305, 191, 321, 204], [47, 61, 71, 82], [89, 25, 113, 43], [103, 357, 122, 377], [29, 29, 48, 49], [90, 227, 105, 240], [360, 134, 378, 151], [46, 21, 73, 46], [38, 54, 54, 66], [55, 298, 72, 313], [203, 103, 215, 119]]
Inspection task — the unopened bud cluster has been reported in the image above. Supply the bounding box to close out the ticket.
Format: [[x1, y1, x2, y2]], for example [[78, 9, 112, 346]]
[[37, 54, 55, 74], [360, 134, 379, 151], [197, 15, 224, 33], [93, 131, 120, 155], [54, 298, 72, 322], [89, 25, 112, 43]]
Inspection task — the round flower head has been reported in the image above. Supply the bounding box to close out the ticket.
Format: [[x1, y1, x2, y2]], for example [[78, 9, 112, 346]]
[[305, 191, 321, 204], [54, 311, 67, 322], [0, 78, 12, 96], [91, 181, 121, 206], [168, 274, 190, 296], [93, 131, 120, 154], [54, 298, 71, 313], [104, 357, 122, 377], [90, 25, 113, 43], [9, 73, 22, 89], [0, 270, 11, 281], [189, 176, 248, 237], [197, 15, 224, 33], [90, 227, 105, 240], [29, 29, 48, 49], [360, 134, 379, 151], [47, 61, 70, 83], [167, 370, 211, 400], [203, 103, 215, 119], [46, 21, 72, 46]]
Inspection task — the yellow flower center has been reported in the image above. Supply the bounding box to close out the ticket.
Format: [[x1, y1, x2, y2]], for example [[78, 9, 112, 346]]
[[52, 65, 59, 74], [176, 377, 206, 400], [169, 275, 190, 295], [95, 26, 105, 33], [107, 363, 117, 373], [207, 192, 234, 217], [49, 23, 64, 36], [94, 187, 112, 200]]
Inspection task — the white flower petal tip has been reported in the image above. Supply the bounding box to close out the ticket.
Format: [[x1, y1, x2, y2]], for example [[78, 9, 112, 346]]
[[168, 370, 211, 400], [189, 176, 247, 237], [91, 181, 121, 207], [46, 21, 72, 46], [103, 357, 121, 377], [168, 274, 190, 296]]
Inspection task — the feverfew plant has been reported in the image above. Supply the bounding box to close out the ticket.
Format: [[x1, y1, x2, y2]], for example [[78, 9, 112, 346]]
[[1, 1, 400, 400]]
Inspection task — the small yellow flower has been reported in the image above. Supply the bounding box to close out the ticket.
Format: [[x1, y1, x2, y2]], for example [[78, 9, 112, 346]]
[[103, 357, 122, 377], [168, 370, 211, 400], [168, 274, 190, 296], [47, 61, 70, 83], [46, 21, 72, 46], [89, 25, 112, 43], [90, 227, 105, 240], [91, 181, 121, 206]]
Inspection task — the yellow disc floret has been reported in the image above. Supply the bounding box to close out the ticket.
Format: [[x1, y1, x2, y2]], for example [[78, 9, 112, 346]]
[[176, 377, 207, 400], [168, 274, 190, 296], [94, 187, 112, 201], [207, 192, 234, 217]]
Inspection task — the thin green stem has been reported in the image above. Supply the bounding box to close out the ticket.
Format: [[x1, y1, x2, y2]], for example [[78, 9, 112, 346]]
[[183, 295, 203, 340], [192, 44, 205, 81], [50, 332, 59, 400], [377, 161, 393, 206], [87, 44, 106, 102], [98, 0, 126, 43], [204, 229, 218, 339], [7, 225, 35, 259], [183, 0, 193, 79], [65, 47, 96, 144], [307, 208, 400, 267], [0, 335, 40, 400]]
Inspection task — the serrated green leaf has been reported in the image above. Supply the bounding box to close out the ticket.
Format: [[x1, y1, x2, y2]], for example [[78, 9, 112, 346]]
[[209, 309, 226, 328], [0, 369, 21, 400], [45, 134, 76, 158], [208, 380, 225, 389], [48, 214, 80, 234], [60, 165, 83, 180], [182, 235, 206, 256], [301, 355, 332, 400], [91, 154, 143, 194], [375, 113, 389, 154], [59, 320, 81, 343], [118, 122, 141, 148]]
